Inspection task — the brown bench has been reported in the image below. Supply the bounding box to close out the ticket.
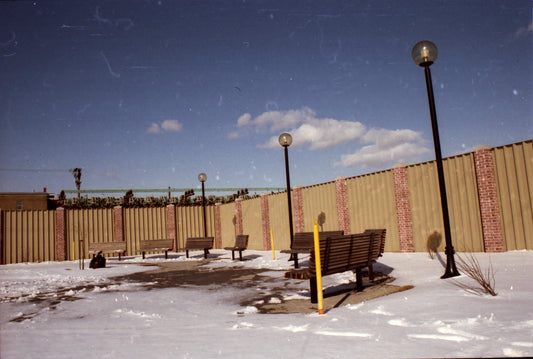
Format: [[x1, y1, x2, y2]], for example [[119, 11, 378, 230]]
[[88, 242, 126, 261], [285, 231, 382, 303], [224, 235, 249, 261], [364, 229, 387, 280], [185, 237, 214, 259], [281, 230, 344, 268], [138, 239, 174, 259]]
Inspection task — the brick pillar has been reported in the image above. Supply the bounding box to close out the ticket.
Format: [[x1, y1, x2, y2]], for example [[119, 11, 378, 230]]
[[0, 209, 4, 264], [261, 193, 271, 250], [474, 146, 504, 252], [215, 203, 223, 249], [393, 165, 415, 252], [113, 206, 124, 242], [166, 204, 177, 251], [292, 186, 305, 232], [335, 177, 351, 234], [235, 199, 243, 236], [55, 207, 67, 260]]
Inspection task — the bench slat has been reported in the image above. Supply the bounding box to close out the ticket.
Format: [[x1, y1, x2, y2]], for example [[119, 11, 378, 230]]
[[185, 237, 214, 259], [88, 242, 126, 260]]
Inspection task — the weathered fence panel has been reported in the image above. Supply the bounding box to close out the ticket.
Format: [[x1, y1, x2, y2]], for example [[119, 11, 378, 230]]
[[175, 205, 215, 250], [2, 210, 55, 264], [494, 141, 533, 250], [123, 207, 167, 256], [302, 182, 338, 232], [346, 170, 401, 252], [241, 197, 263, 250], [219, 202, 236, 249], [268, 192, 292, 251], [66, 208, 114, 260]]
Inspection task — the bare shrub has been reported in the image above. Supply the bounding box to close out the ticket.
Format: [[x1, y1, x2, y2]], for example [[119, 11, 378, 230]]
[[451, 253, 497, 296]]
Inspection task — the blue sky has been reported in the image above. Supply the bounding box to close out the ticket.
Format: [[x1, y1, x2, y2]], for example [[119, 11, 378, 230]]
[[1, 0, 531, 196]]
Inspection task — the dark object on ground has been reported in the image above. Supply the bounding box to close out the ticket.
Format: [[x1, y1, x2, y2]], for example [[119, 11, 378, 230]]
[[89, 251, 106, 269], [224, 235, 249, 260]]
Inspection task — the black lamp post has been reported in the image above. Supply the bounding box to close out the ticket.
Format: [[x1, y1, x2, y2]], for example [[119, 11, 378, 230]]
[[411, 40, 459, 279], [279, 133, 297, 266], [198, 172, 207, 237]]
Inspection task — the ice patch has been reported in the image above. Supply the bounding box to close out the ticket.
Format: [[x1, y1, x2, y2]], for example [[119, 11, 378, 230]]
[[388, 318, 412, 327], [315, 330, 372, 338], [437, 326, 487, 340], [369, 305, 393, 316], [512, 342, 533, 348], [276, 324, 308, 333], [503, 347, 525, 357], [268, 297, 281, 304], [408, 334, 470, 342]]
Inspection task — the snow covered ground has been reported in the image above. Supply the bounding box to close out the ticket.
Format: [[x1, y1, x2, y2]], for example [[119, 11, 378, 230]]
[[1, 250, 532, 358]]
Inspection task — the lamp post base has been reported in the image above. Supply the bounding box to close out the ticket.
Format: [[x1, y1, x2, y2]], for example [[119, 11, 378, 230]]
[[441, 247, 460, 279]]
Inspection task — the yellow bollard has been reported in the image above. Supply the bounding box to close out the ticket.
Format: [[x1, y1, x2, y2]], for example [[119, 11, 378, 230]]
[[313, 221, 325, 315], [270, 229, 276, 260]]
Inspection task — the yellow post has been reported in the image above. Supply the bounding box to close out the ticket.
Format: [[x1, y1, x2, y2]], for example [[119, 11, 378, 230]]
[[313, 221, 325, 315], [270, 229, 276, 260]]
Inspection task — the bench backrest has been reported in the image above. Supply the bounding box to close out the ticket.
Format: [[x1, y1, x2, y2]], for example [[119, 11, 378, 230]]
[[291, 230, 344, 250], [234, 235, 249, 250], [88, 241, 126, 252], [140, 239, 174, 250], [186, 237, 214, 249], [364, 229, 386, 257], [308, 232, 381, 276]]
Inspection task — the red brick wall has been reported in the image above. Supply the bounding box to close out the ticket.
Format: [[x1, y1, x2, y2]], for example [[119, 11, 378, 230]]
[[292, 186, 304, 233], [474, 147, 504, 252], [166, 204, 177, 251], [235, 199, 243, 236], [113, 206, 124, 242], [55, 207, 67, 260], [393, 166, 414, 252], [335, 177, 351, 234]]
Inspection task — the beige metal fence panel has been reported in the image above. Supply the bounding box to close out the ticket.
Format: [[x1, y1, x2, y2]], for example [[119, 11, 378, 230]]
[[494, 141, 533, 250], [442, 154, 484, 252], [175, 205, 215, 251], [268, 192, 291, 251], [66, 209, 114, 260], [2, 210, 55, 264], [241, 197, 263, 250], [346, 170, 400, 252], [219, 202, 236, 249], [302, 182, 338, 232], [123, 207, 167, 255]]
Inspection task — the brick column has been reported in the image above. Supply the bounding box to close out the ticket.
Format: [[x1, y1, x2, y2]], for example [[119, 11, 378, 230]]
[[393, 165, 415, 252], [113, 206, 124, 242], [335, 177, 351, 234], [292, 186, 305, 232], [215, 203, 223, 249], [235, 199, 243, 236], [55, 207, 67, 260], [166, 204, 177, 251], [0, 209, 4, 264], [261, 193, 271, 250], [474, 146, 504, 252]]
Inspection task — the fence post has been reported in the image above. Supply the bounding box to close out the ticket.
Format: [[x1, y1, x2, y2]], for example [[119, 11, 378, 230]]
[[335, 177, 351, 234], [166, 204, 177, 251], [393, 164, 415, 252], [473, 146, 504, 252], [113, 206, 124, 242], [261, 193, 271, 250], [235, 198, 243, 236], [215, 203, 222, 249], [55, 207, 67, 261], [292, 186, 305, 233]]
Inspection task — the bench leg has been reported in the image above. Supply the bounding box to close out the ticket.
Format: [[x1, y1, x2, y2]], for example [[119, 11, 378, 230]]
[[368, 263, 374, 281], [231, 250, 235, 260], [309, 276, 318, 304], [118, 253, 122, 261], [142, 252, 146, 260], [294, 254, 299, 269], [203, 249, 208, 259], [165, 250, 168, 260], [186, 250, 189, 258], [355, 268, 363, 291], [238, 250, 243, 261]]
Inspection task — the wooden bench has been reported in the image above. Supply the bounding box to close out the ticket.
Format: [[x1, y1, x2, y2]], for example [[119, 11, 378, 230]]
[[185, 237, 214, 259], [88, 242, 127, 261], [224, 235, 249, 261], [138, 239, 174, 259], [285, 232, 382, 303], [281, 230, 344, 268], [364, 229, 387, 280]]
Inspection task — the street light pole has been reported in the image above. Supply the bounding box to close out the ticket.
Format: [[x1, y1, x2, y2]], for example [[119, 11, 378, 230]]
[[279, 133, 296, 264], [412, 40, 459, 279], [198, 173, 207, 238]]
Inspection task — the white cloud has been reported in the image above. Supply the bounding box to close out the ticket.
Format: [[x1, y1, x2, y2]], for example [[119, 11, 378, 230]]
[[147, 119, 183, 134], [515, 23, 533, 38], [233, 107, 430, 169]]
